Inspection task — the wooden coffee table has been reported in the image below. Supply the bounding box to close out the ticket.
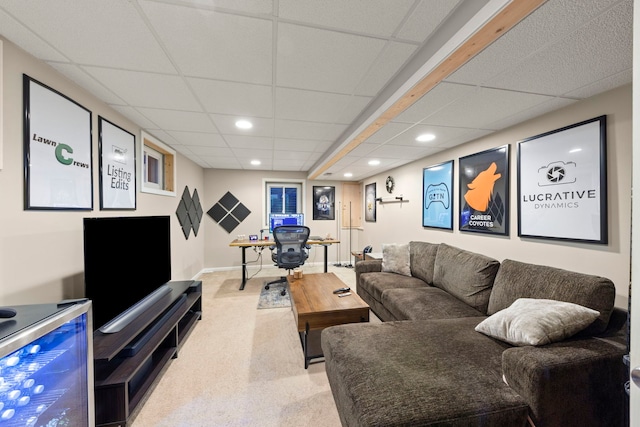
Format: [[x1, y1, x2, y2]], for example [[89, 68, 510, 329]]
[[288, 272, 369, 368]]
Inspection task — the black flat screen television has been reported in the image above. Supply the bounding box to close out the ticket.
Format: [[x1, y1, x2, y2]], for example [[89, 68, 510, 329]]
[[83, 215, 171, 331]]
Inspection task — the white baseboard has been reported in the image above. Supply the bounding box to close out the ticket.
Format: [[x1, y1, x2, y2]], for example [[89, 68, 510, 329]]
[[193, 261, 328, 280]]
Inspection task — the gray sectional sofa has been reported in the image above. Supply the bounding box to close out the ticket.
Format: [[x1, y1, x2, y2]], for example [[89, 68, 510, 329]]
[[321, 242, 628, 427]]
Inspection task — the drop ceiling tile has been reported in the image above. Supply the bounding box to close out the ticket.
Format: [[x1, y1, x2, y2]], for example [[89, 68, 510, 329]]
[[394, 82, 475, 123], [424, 88, 554, 129], [167, 131, 227, 147], [201, 156, 242, 168], [274, 119, 348, 141], [279, 0, 414, 36], [273, 159, 307, 171], [565, 71, 632, 99], [0, 8, 68, 62], [244, 160, 274, 170], [354, 41, 418, 97], [436, 129, 495, 149], [370, 144, 439, 160], [110, 106, 157, 129], [84, 67, 200, 110], [275, 87, 354, 123], [48, 64, 125, 105], [348, 143, 381, 157], [188, 146, 234, 157], [363, 122, 414, 144], [485, 97, 577, 131], [339, 95, 374, 124], [311, 141, 335, 153], [210, 115, 274, 137], [143, 130, 180, 146], [396, 0, 462, 42], [223, 135, 274, 150], [446, 0, 623, 86], [160, 0, 274, 15], [483, 0, 632, 96], [276, 23, 388, 94], [274, 139, 325, 152], [140, 1, 272, 84], [138, 108, 217, 133], [2, 0, 175, 72], [231, 148, 273, 159], [188, 78, 273, 117]]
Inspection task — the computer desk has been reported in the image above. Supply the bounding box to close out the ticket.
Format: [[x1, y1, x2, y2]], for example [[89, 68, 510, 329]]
[[229, 237, 340, 290]]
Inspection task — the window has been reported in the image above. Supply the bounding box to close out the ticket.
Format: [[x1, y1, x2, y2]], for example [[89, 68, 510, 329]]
[[264, 180, 305, 226], [141, 131, 176, 196]]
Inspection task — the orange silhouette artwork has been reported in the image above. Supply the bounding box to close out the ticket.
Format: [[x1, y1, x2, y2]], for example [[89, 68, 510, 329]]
[[464, 162, 501, 211]]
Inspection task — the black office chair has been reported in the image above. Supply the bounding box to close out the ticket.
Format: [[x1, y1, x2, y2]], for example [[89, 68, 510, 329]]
[[265, 225, 311, 296]]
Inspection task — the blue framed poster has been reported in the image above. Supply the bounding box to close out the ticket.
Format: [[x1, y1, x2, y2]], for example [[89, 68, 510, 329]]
[[459, 145, 510, 236], [422, 160, 453, 229]]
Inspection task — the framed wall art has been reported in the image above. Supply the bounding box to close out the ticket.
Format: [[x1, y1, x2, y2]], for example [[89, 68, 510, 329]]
[[517, 115, 607, 244], [423, 160, 454, 230], [23, 74, 93, 210], [99, 116, 136, 210], [459, 145, 509, 236], [364, 182, 376, 222], [313, 186, 335, 220]]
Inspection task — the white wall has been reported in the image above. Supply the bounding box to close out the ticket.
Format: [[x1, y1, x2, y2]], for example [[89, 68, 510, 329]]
[[0, 37, 205, 305]]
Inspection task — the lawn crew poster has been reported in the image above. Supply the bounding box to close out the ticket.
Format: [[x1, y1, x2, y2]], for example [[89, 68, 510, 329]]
[[459, 145, 509, 235]]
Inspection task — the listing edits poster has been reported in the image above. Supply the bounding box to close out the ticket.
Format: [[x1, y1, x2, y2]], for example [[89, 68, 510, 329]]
[[517, 116, 607, 243], [459, 145, 509, 235], [99, 117, 136, 210]]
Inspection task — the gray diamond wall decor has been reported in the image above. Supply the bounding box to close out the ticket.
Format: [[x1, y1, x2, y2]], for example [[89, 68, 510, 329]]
[[207, 191, 251, 233], [176, 186, 203, 239]]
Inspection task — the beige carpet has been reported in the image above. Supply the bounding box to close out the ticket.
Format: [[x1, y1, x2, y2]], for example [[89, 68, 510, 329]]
[[130, 264, 367, 427]]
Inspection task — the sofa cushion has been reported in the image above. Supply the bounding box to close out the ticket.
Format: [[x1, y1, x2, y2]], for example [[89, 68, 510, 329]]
[[432, 243, 500, 314], [381, 243, 411, 276], [475, 298, 600, 346], [382, 287, 485, 321], [488, 259, 615, 335], [321, 319, 529, 427], [358, 272, 427, 302], [409, 241, 439, 284]]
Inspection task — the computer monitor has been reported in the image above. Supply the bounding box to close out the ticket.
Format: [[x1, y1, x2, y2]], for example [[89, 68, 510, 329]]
[[269, 213, 304, 232]]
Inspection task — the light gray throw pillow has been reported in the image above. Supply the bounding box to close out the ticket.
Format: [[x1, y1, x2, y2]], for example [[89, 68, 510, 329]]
[[381, 243, 411, 276], [475, 298, 600, 346]]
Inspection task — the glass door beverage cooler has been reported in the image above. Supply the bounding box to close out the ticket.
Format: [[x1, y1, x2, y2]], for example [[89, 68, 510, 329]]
[[0, 300, 94, 427]]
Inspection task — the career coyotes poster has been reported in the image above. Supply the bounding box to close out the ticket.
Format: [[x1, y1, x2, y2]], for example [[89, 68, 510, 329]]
[[459, 145, 509, 236]]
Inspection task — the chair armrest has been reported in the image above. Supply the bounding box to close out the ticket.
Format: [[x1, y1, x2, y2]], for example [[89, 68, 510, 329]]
[[355, 259, 382, 273], [502, 336, 627, 427], [355, 259, 383, 292]]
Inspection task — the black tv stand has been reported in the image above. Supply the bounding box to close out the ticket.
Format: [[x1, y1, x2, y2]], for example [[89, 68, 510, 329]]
[[92, 280, 202, 427]]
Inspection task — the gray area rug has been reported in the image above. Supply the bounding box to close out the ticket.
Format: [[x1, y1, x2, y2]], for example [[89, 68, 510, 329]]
[[257, 279, 291, 309]]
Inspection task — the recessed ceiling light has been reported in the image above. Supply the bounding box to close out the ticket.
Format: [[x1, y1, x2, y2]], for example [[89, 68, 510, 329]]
[[344, 172, 353, 177], [368, 159, 380, 166], [235, 119, 253, 129], [416, 133, 436, 142], [250, 160, 261, 166]]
